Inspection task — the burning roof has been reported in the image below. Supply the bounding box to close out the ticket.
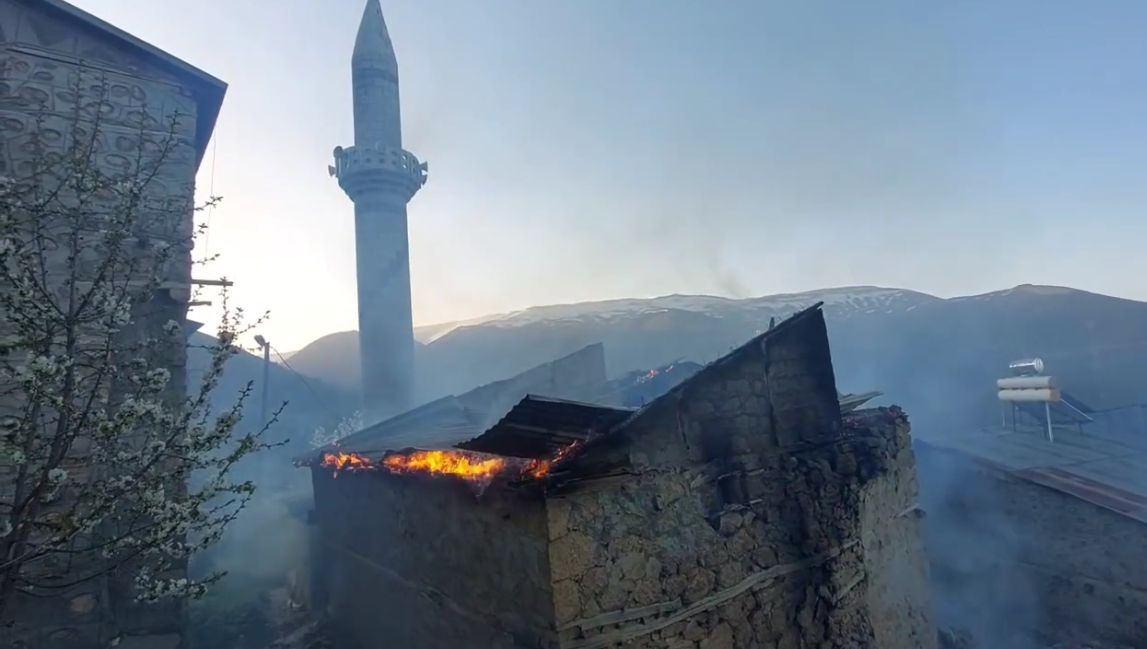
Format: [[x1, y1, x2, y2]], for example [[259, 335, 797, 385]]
[[296, 343, 609, 466], [303, 304, 838, 493], [321, 448, 528, 484], [315, 442, 583, 494], [593, 360, 704, 408], [458, 395, 632, 459], [306, 396, 626, 490]]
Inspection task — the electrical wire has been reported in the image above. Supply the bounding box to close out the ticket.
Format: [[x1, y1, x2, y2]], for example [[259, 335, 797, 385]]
[[202, 125, 219, 256], [270, 345, 343, 420]]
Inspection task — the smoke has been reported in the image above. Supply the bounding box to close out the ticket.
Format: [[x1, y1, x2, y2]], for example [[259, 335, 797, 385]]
[[818, 293, 1147, 648], [185, 335, 356, 648], [704, 250, 751, 300], [182, 286, 1147, 648], [915, 445, 1045, 648]]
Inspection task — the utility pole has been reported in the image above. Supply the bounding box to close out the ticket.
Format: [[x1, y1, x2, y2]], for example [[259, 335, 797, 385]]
[[254, 335, 270, 425]]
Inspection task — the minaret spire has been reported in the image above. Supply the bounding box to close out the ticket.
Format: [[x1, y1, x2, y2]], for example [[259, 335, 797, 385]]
[[331, 0, 427, 419], [352, 0, 397, 80], [350, 0, 402, 149]]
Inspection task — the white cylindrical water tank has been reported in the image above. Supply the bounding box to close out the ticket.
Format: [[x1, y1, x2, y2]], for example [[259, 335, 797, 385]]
[[998, 388, 1061, 402], [997, 376, 1057, 390]]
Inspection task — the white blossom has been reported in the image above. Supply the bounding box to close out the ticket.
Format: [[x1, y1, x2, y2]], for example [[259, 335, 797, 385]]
[[162, 319, 182, 338], [144, 367, 171, 390], [311, 410, 364, 448], [0, 93, 272, 614]]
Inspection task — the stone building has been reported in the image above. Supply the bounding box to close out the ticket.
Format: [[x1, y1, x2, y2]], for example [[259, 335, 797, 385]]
[[307, 305, 935, 649], [0, 0, 223, 646]]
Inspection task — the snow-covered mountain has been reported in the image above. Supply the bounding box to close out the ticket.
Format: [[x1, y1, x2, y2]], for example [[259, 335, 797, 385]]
[[285, 284, 1147, 433], [415, 286, 938, 343]]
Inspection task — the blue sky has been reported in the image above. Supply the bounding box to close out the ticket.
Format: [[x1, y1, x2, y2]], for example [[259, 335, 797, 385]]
[[73, 0, 1147, 350]]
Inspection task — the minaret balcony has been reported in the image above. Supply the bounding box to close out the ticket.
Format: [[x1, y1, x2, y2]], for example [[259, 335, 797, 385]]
[[330, 144, 428, 201]]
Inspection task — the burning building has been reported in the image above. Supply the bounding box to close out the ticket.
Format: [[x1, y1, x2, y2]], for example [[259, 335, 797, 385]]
[[304, 305, 935, 648]]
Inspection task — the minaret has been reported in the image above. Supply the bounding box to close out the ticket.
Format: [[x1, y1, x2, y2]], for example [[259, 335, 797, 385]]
[[331, 0, 427, 418]]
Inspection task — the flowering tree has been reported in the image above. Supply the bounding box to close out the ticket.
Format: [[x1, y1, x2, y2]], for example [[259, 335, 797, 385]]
[[310, 410, 364, 449], [0, 77, 273, 619]]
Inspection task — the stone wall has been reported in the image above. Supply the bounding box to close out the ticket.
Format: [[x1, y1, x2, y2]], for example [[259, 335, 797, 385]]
[[855, 413, 934, 648], [917, 443, 1147, 648], [0, 1, 203, 646], [307, 309, 936, 648], [311, 469, 557, 649], [546, 310, 935, 648]]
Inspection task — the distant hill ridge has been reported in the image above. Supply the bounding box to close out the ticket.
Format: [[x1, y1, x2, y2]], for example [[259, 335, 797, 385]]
[[285, 284, 1147, 431], [414, 285, 938, 342]]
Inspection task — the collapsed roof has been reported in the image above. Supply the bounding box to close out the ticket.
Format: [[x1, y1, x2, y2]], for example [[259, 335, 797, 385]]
[[305, 303, 859, 491], [300, 343, 608, 463], [458, 395, 632, 459]]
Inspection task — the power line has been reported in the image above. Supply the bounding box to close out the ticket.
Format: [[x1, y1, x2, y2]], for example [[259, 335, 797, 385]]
[[269, 345, 342, 420], [202, 124, 219, 256]]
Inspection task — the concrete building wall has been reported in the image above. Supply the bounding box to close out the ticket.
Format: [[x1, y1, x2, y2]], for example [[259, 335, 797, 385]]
[[312, 469, 557, 649], [917, 443, 1147, 648]]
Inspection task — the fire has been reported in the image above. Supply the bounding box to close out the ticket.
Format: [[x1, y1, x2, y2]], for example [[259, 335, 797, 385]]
[[525, 441, 583, 479], [316, 443, 586, 485], [321, 452, 374, 475], [382, 450, 507, 482], [638, 364, 674, 384]]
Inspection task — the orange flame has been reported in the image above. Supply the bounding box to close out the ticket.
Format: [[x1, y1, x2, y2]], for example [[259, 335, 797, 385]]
[[321, 452, 374, 476], [382, 450, 507, 482], [639, 364, 674, 383], [525, 441, 583, 479], [318, 443, 586, 485]]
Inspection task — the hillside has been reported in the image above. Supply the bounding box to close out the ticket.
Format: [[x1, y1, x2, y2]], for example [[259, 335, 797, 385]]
[[289, 286, 936, 392], [187, 332, 356, 464], [286, 285, 1147, 432]]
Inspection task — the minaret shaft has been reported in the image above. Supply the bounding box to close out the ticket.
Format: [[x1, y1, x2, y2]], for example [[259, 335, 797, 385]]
[[353, 193, 414, 414], [353, 66, 402, 148], [333, 0, 427, 418]]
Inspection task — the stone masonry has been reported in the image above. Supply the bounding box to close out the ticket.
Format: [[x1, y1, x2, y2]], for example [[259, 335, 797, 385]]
[[544, 307, 934, 649], [309, 305, 936, 649]]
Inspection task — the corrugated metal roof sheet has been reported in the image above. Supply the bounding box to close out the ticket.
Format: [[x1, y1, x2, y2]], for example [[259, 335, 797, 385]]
[[916, 427, 1147, 525], [295, 395, 483, 465], [297, 344, 609, 464], [1014, 465, 1147, 524], [458, 395, 633, 459], [839, 391, 882, 413]]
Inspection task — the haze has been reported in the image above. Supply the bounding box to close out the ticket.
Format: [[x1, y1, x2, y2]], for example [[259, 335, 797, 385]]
[[70, 0, 1147, 351]]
